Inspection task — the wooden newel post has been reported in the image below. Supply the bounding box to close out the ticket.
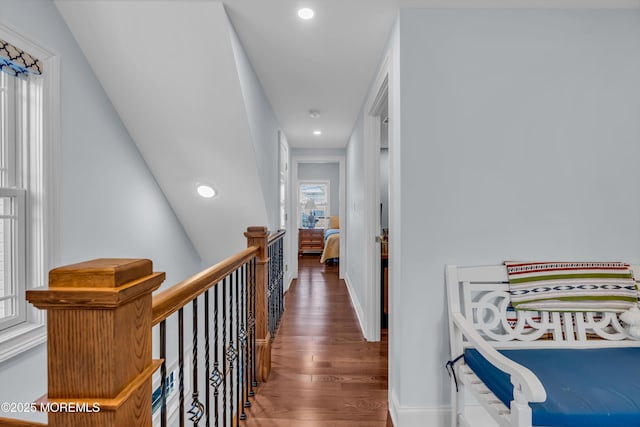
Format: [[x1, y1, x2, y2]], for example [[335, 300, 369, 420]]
[[26, 259, 165, 427], [244, 226, 271, 382]]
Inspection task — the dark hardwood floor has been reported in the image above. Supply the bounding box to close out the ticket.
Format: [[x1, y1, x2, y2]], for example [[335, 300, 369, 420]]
[[244, 255, 390, 426]]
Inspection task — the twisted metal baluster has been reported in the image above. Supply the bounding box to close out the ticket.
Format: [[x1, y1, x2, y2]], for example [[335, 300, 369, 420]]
[[188, 298, 205, 425]]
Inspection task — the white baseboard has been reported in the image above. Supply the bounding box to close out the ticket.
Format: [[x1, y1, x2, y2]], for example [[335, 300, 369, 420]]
[[343, 272, 366, 337], [284, 272, 294, 293], [389, 390, 450, 426], [388, 390, 500, 427]]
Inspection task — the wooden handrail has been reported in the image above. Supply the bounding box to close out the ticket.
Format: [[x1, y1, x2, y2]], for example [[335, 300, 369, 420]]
[[13, 227, 275, 426], [267, 229, 285, 245], [151, 246, 260, 325], [0, 417, 47, 427]]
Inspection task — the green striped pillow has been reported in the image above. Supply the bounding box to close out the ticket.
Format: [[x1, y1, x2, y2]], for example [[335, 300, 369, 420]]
[[504, 261, 638, 312]]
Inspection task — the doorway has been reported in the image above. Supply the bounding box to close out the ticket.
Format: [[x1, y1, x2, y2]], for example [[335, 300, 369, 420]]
[[362, 63, 389, 341], [379, 102, 389, 329], [290, 155, 346, 280]]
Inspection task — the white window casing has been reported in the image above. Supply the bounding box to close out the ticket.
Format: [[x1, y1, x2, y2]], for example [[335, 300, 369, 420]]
[[0, 21, 60, 363]]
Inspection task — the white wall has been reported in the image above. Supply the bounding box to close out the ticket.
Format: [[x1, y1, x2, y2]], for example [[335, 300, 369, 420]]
[[298, 162, 340, 217], [345, 110, 367, 308], [291, 148, 346, 158], [0, 0, 202, 422], [228, 17, 281, 233], [394, 8, 640, 424]]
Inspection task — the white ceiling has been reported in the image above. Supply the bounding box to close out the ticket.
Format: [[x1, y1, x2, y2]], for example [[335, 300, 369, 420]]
[[223, 0, 397, 148]]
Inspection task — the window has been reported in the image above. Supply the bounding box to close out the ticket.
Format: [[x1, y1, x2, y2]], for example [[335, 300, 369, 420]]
[[298, 181, 329, 229], [0, 27, 59, 362], [0, 71, 28, 331]]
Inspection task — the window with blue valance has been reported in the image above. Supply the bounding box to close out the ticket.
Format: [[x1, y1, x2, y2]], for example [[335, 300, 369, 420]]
[[0, 38, 42, 76]]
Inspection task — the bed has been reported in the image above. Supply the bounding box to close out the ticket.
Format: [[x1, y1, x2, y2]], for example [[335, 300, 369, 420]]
[[446, 263, 640, 427], [320, 216, 340, 263]]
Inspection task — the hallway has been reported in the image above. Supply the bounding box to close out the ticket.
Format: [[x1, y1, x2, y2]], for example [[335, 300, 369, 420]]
[[244, 256, 390, 426]]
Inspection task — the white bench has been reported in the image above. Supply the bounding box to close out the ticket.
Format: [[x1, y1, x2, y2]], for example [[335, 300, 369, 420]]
[[445, 264, 640, 427]]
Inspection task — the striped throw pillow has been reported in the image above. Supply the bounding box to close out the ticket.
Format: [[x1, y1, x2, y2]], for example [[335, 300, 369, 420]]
[[504, 261, 638, 312]]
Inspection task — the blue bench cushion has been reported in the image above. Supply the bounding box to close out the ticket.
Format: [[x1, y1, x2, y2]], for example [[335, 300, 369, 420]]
[[464, 347, 640, 427]]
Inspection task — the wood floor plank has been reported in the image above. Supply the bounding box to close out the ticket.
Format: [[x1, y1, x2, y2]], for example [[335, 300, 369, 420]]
[[244, 256, 391, 427]]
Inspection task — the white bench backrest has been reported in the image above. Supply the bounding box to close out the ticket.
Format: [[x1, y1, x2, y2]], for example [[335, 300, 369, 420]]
[[447, 265, 640, 350]]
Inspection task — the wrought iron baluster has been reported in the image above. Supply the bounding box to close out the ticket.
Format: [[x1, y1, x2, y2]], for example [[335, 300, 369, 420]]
[[251, 258, 257, 390], [228, 271, 235, 427], [268, 243, 274, 337], [242, 263, 251, 413], [210, 281, 221, 427], [222, 277, 227, 427], [160, 320, 167, 427], [274, 243, 279, 327], [204, 290, 211, 427], [278, 238, 284, 326], [179, 308, 185, 427], [235, 268, 242, 425], [188, 298, 204, 425], [275, 239, 281, 329]]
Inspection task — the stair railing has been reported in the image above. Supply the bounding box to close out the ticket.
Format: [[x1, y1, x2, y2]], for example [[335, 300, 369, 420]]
[[0, 226, 286, 427]]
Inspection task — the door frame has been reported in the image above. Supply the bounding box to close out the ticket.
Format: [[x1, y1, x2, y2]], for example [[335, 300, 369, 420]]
[[278, 131, 294, 291], [362, 54, 390, 341], [291, 154, 346, 280]]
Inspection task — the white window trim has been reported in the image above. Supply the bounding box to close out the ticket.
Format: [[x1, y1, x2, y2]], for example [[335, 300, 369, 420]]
[[297, 179, 330, 230], [0, 21, 61, 363]]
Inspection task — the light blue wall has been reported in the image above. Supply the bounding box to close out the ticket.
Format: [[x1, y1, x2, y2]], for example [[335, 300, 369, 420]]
[[396, 8, 640, 419], [0, 0, 202, 421], [298, 163, 340, 217], [228, 18, 281, 233]]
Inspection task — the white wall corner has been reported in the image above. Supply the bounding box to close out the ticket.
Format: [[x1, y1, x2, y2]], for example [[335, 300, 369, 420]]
[[343, 272, 367, 338], [389, 389, 451, 427]]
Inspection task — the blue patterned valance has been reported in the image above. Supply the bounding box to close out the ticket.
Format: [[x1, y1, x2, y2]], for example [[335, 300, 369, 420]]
[[0, 39, 42, 77]]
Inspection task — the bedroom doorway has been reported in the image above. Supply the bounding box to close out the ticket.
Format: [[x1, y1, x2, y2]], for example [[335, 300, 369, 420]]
[[290, 155, 346, 280]]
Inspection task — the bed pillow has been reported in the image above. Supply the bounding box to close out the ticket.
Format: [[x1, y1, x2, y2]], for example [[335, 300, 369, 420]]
[[327, 216, 339, 229], [504, 261, 638, 312]]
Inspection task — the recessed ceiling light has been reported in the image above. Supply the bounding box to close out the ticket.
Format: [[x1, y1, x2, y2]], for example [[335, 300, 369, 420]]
[[196, 184, 216, 199], [298, 7, 314, 20], [313, 130, 322, 135]]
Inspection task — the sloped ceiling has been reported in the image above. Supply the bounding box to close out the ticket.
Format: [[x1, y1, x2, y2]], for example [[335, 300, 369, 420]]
[[55, 0, 267, 265]]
